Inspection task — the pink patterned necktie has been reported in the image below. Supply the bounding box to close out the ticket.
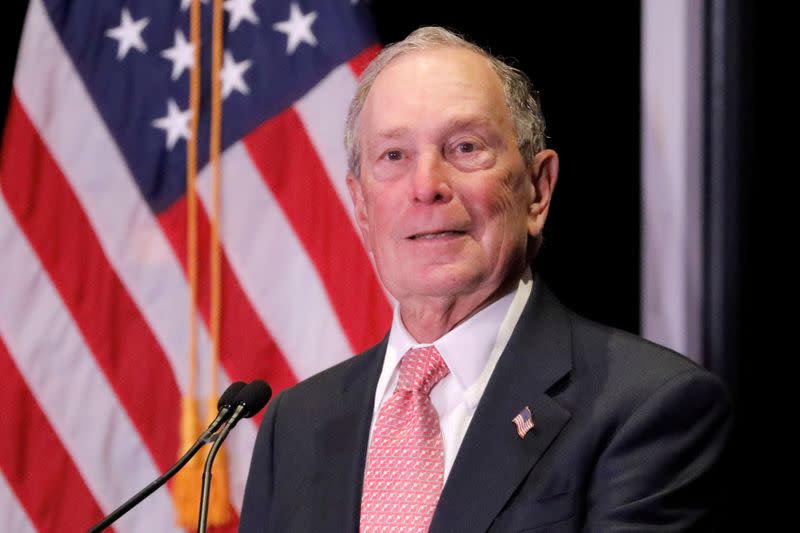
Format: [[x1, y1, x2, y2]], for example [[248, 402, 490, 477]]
[[360, 346, 450, 532]]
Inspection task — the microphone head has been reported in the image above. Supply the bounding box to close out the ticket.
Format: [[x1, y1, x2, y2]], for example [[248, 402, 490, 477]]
[[218, 381, 247, 410], [234, 380, 272, 418]]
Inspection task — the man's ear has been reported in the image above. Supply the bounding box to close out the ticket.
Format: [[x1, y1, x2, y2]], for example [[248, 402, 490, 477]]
[[527, 149, 559, 237], [347, 173, 371, 248]]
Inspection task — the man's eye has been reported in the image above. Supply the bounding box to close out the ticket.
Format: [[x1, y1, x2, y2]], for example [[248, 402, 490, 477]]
[[385, 150, 403, 161], [457, 142, 476, 153]]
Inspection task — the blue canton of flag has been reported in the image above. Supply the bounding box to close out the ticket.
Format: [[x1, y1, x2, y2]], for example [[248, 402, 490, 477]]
[[45, 0, 378, 213], [512, 406, 535, 439]]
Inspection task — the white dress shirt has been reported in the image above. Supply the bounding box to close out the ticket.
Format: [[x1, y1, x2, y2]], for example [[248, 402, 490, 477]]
[[368, 269, 534, 481]]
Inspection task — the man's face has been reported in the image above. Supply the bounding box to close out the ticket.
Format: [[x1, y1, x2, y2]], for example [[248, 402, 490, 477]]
[[348, 47, 543, 306]]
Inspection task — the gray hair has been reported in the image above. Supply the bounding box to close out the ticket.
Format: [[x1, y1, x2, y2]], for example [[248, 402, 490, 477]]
[[344, 26, 546, 178]]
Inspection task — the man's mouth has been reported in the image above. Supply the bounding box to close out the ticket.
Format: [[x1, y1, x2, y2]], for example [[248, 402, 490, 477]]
[[408, 230, 466, 240]]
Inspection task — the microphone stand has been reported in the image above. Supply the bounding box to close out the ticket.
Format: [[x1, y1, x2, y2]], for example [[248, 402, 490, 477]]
[[196, 404, 245, 533], [85, 382, 247, 532], [86, 412, 232, 533]]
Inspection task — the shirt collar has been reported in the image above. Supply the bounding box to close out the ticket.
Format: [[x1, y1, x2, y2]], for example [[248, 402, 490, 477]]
[[384, 286, 518, 407]]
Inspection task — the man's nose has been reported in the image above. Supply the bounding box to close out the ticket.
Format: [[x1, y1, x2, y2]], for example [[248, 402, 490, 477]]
[[410, 151, 453, 204]]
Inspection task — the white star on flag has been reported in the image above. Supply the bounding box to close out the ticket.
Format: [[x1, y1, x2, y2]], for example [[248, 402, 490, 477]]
[[152, 99, 192, 150], [180, 0, 209, 11], [272, 2, 318, 55], [224, 0, 260, 31], [160, 30, 195, 81], [105, 8, 149, 60], [220, 50, 253, 99]]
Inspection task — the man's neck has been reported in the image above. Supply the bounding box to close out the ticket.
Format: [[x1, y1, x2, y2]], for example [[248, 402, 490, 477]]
[[399, 273, 522, 343]]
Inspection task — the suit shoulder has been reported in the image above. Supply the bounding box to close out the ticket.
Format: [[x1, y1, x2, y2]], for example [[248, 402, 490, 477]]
[[567, 311, 723, 392], [557, 311, 731, 447]]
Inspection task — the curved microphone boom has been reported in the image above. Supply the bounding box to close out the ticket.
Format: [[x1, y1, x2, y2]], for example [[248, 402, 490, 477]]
[[87, 381, 247, 533], [197, 380, 272, 532]]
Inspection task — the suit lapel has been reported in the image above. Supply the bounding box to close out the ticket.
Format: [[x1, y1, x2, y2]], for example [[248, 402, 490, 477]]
[[430, 280, 573, 533], [312, 337, 387, 531]]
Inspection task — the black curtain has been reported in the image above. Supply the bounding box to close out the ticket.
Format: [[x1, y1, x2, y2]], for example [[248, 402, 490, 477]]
[[705, 0, 784, 527]]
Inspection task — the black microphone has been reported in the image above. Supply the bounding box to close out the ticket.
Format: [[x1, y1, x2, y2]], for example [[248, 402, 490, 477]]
[[87, 381, 248, 533], [204, 381, 248, 435], [197, 380, 272, 532]]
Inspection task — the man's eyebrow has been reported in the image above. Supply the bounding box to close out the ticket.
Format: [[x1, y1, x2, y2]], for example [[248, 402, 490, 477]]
[[366, 118, 497, 150], [364, 127, 413, 154]]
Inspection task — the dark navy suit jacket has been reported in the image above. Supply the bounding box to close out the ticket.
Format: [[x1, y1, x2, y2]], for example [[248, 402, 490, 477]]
[[239, 279, 732, 532]]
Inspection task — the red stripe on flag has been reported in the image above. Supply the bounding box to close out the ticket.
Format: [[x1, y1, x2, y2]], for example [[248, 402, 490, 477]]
[[244, 110, 392, 353], [349, 44, 382, 77], [159, 196, 299, 402], [0, 337, 109, 533], [0, 95, 180, 472]]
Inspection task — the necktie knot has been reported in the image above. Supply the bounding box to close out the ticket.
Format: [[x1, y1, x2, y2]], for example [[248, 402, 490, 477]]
[[397, 345, 449, 396]]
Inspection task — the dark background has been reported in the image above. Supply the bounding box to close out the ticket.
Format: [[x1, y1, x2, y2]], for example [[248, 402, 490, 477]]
[[1, 0, 784, 528]]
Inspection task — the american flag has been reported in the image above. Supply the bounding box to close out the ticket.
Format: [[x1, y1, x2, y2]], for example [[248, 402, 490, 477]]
[[512, 406, 534, 439], [0, 0, 390, 531]]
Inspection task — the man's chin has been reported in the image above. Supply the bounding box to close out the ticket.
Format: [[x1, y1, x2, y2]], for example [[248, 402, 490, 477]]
[[396, 267, 487, 301]]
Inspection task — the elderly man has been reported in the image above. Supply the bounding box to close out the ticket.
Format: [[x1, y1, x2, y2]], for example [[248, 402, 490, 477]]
[[240, 27, 731, 532]]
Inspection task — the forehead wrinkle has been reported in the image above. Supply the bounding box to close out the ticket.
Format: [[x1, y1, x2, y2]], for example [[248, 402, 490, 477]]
[[374, 126, 413, 141]]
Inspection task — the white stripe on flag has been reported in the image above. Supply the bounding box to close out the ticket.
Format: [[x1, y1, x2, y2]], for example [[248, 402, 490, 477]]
[[295, 63, 359, 225], [0, 471, 36, 533], [0, 197, 182, 533], [196, 142, 354, 379]]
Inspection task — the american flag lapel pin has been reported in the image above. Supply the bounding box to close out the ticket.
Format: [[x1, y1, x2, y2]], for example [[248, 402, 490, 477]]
[[512, 406, 535, 439]]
